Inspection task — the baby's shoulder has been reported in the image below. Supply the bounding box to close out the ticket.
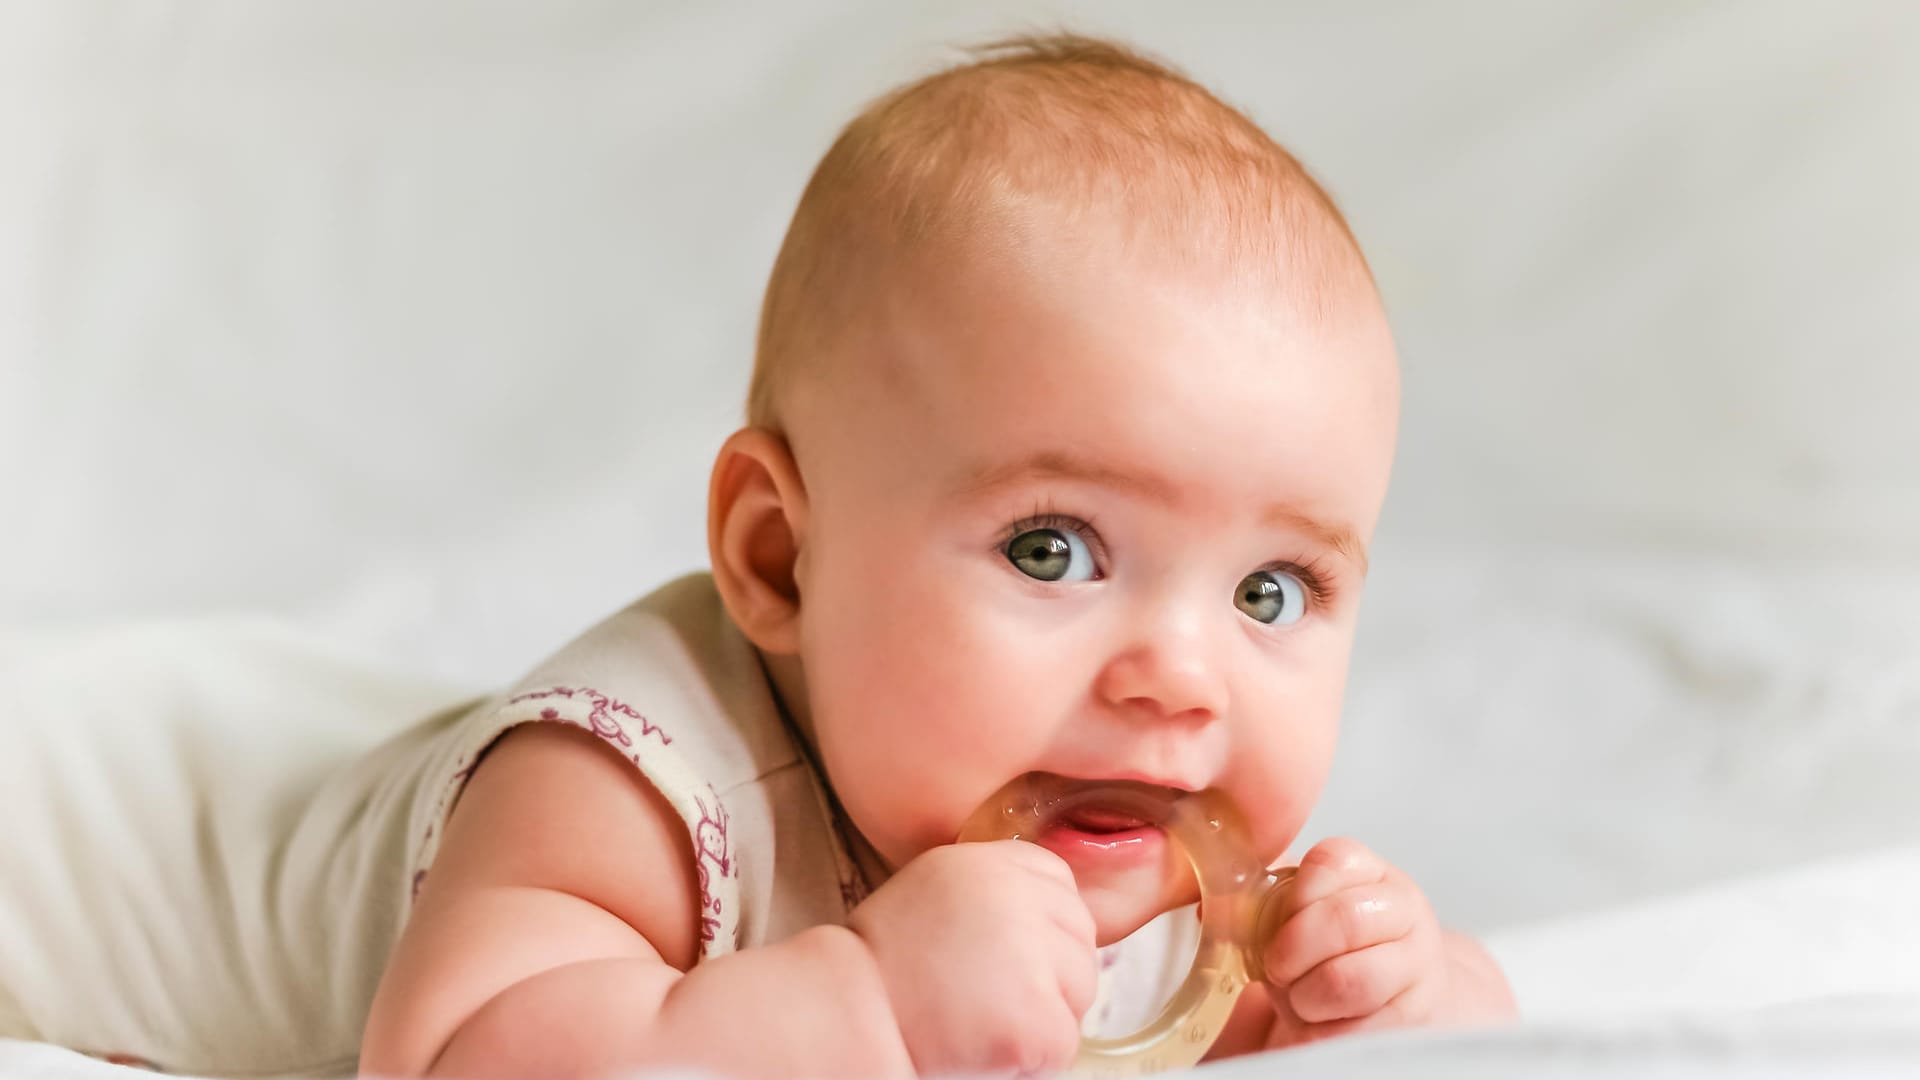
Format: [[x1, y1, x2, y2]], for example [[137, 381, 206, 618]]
[[401, 572, 812, 953], [489, 572, 802, 795]]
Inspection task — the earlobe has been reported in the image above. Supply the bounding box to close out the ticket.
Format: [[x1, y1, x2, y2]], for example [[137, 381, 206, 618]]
[[707, 426, 809, 656]]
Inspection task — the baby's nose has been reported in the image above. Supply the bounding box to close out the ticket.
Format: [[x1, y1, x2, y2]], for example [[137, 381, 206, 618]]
[[1092, 626, 1228, 723]]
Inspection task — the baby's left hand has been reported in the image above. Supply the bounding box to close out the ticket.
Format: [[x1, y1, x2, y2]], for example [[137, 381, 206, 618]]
[[1257, 837, 1507, 1047]]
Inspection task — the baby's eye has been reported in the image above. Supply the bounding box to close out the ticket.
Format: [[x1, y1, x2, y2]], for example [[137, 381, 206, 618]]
[[1235, 570, 1307, 625], [1005, 527, 1097, 583]]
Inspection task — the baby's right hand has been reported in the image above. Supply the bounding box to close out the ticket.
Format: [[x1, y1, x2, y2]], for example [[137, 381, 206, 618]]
[[848, 840, 1098, 1077]]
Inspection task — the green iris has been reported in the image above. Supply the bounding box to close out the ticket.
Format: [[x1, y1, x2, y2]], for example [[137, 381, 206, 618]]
[[1007, 528, 1076, 581], [1235, 571, 1303, 624]]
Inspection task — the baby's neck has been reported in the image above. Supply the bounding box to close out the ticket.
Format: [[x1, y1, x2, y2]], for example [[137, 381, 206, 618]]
[[754, 647, 893, 895]]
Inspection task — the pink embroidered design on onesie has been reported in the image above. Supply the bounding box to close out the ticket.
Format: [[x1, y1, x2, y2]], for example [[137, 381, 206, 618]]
[[412, 686, 738, 951], [691, 790, 735, 943], [507, 686, 674, 747]]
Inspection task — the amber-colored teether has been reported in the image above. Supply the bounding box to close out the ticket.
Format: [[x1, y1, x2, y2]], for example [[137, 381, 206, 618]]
[[959, 776, 1295, 1076]]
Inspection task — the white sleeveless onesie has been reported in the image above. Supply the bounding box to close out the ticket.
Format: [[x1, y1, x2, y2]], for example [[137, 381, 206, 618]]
[[0, 574, 1191, 1076]]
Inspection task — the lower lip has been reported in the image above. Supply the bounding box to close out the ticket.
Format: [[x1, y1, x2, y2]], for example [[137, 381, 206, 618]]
[[1034, 822, 1167, 865]]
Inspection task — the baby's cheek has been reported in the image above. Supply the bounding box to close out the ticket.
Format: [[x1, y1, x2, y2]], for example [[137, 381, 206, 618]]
[[822, 641, 1024, 841], [1230, 716, 1339, 858]]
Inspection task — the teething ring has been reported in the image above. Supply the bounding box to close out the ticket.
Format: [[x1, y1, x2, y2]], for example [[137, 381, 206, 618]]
[[960, 778, 1294, 1076]]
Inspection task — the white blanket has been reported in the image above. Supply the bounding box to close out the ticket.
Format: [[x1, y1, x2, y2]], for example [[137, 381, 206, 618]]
[[7, 999, 1918, 1078], [1487, 845, 1920, 1019]]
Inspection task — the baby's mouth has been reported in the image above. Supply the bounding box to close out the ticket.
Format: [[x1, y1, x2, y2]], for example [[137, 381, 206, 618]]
[[1005, 773, 1184, 861], [960, 773, 1202, 942], [1043, 804, 1165, 858], [958, 771, 1189, 853], [1054, 803, 1154, 835]]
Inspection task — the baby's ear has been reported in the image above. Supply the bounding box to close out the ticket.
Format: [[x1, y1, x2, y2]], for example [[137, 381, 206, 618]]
[[707, 426, 808, 655]]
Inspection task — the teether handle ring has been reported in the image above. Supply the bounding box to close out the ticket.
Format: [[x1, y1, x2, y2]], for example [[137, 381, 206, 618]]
[[960, 783, 1289, 1076]]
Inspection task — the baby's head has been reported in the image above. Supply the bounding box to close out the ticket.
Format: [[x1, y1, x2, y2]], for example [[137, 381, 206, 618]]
[[710, 34, 1398, 942]]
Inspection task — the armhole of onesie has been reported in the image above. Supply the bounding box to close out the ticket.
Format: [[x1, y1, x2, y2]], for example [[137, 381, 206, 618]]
[[403, 685, 741, 960]]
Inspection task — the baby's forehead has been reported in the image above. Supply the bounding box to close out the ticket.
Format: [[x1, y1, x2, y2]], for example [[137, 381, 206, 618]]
[[870, 226, 1397, 450], [848, 259, 1399, 560], [914, 192, 1384, 342]]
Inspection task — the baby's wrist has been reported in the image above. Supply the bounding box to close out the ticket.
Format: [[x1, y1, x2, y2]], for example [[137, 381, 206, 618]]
[[794, 924, 916, 1077], [1439, 929, 1518, 1023]]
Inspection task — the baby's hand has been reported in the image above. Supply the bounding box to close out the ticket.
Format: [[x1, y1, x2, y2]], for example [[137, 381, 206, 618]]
[[848, 840, 1098, 1077], [1257, 838, 1452, 1046]]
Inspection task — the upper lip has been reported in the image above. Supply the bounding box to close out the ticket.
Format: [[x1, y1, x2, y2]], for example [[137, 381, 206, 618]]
[[1054, 769, 1203, 794]]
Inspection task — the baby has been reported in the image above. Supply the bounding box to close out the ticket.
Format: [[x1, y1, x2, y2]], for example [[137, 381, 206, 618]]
[[358, 33, 1515, 1078]]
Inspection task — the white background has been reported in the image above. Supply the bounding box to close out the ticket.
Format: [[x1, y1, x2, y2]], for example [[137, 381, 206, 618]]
[[2, 1, 1916, 932]]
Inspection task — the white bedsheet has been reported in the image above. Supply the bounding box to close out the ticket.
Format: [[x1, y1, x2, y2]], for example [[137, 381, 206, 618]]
[[9, 995, 1920, 1078], [1487, 844, 1920, 1019]]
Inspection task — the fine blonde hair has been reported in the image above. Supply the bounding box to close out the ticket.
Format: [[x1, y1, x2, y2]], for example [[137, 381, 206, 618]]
[[749, 32, 1373, 428]]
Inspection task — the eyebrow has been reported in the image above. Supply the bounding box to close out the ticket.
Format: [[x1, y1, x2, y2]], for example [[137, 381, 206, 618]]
[[956, 450, 1370, 574]]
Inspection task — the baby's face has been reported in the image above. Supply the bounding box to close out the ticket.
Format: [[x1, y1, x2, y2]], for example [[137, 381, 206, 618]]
[[784, 226, 1398, 943]]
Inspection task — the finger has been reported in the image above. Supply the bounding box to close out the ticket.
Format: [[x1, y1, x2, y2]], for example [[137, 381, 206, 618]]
[[1006, 847, 1097, 950], [1001, 839, 1079, 889], [1288, 970, 1441, 1045], [1050, 923, 1101, 1019], [1263, 882, 1417, 987], [996, 967, 1085, 1078], [1046, 889, 1098, 954], [1031, 1000, 1085, 1078], [1275, 837, 1389, 922], [1285, 938, 1421, 1025], [1270, 992, 1416, 1049]]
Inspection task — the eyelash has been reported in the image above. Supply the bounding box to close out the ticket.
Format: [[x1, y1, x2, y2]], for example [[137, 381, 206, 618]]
[[997, 507, 1342, 608], [1263, 553, 1338, 610]]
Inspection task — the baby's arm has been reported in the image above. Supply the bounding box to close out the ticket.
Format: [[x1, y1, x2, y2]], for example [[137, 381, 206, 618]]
[[358, 723, 912, 1079]]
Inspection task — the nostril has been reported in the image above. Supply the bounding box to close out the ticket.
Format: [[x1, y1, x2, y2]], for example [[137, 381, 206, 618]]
[[1115, 695, 1218, 726]]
